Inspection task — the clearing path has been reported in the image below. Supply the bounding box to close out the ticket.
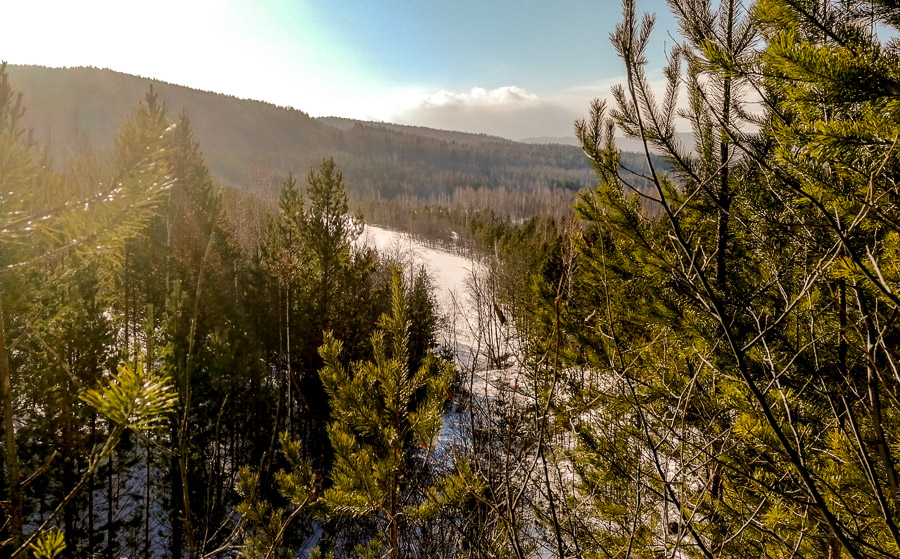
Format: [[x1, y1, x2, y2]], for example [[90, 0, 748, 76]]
[[359, 225, 480, 354], [359, 225, 522, 400]]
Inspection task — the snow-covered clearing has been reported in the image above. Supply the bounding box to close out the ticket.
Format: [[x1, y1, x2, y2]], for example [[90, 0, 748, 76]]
[[358, 226, 482, 355], [359, 226, 533, 457], [359, 226, 471, 317], [359, 226, 529, 396]]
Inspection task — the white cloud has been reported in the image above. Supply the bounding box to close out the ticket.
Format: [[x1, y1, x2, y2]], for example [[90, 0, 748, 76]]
[[419, 86, 540, 110], [388, 78, 714, 140], [392, 85, 581, 140]]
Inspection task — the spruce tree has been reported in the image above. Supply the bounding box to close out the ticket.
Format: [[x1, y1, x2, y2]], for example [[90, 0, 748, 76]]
[[262, 158, 382, 480], [301, 157, 363, 329]]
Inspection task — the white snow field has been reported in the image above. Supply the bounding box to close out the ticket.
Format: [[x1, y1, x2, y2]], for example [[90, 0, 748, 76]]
[[358, 225, 482, 354], [358, 226, 472, 316]]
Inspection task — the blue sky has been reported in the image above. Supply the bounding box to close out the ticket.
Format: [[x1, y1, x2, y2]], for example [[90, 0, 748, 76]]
[[296, 0, 677, 92], [3, 0, 679, 139]]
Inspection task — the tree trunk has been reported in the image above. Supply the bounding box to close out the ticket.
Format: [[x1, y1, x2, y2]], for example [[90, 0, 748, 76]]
[[62, 374, 77, 558], [169, 419, 183, 559], [0, 295, 24, 554], [145, 444, 151, 557], [286, 286, 293, 439], [715, 1, 734, 296], [390, 468, 398, 559], [89, 415, 96, 556], [830, 537, 842, 559], [106, 419, 116, 559]]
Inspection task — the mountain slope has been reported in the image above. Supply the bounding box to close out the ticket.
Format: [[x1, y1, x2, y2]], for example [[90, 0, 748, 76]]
[[8, 65, 597, 200], [317, 117, 516, 146]]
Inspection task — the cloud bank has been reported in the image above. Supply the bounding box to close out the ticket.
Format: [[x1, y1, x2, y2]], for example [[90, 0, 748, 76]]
[[388, 76, 703, 141], [419, 86, 540, 109], [394, 86, 585, 141]]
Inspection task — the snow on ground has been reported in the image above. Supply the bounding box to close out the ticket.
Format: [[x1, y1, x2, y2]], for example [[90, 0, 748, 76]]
[[358, 226, 483, 354], [358, 226, 472, 315], [358, 225, 526, 386], [359, 226, 533, 461]]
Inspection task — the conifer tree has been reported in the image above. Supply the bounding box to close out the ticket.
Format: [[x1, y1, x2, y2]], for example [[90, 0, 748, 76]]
[[0, 59, 37, 554], [301, 157, 363, 329], [1, 63, 176, 558], [553, 0, 900, 556], [262, 158, 383, 480], [114, 97, 261, 558], [317, 268, 453, 558]]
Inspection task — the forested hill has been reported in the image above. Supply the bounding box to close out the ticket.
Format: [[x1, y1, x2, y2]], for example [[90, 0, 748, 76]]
[[7, 64, 595, 200], [316, 116, 516, 146]]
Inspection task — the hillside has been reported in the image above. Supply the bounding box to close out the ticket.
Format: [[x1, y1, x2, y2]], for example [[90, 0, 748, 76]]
[[316, 117, 516, 146], [7, 65, 596, 201], [520, 133, 697, 153]]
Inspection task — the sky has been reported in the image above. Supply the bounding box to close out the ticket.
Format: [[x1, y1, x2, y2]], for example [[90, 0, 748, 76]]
[[2, 0, 680, 140]]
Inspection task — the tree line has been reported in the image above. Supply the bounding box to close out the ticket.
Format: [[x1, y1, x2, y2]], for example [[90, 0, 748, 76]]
[[6, 64, 596, 205]]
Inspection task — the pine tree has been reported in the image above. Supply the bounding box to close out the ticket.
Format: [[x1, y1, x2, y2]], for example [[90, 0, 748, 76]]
[[555, 0, 900, 556], [0, 63, 175, 558], [0, 59, 36, 554], [114, 99, 263, 558], [262, 158, 383, 480], [317, 268, 453, 558], [751, 0, 900, 554], [301, 157, 363, 331]]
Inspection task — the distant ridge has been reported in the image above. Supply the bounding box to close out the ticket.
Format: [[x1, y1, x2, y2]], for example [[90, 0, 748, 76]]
[[520, 136, 580, 146], [521, 134, 697, 153], [7, 65, 597, 200], [317, 117, 516, 146]]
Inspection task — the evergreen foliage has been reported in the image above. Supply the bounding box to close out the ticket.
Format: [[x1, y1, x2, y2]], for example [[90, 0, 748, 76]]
[[236, 269, 452, 559], [523, 0, 900, 557], [6, 64, 597, 206], [0, 62, 177, 558], [318, 268, 453, 557]]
